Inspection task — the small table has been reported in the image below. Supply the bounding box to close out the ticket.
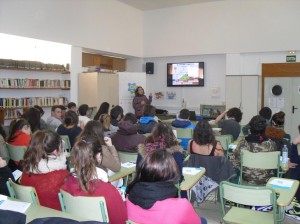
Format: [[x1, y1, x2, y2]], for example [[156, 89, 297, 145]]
[[180, 167, 206, 201], [108, 165, 136, 186]]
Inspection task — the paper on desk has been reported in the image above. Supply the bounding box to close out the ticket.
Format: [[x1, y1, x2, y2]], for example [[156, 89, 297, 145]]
[[270, 178, 293, 189], [121, 162, 136, 168], [12, 169, 22, 180], [183, 167, 202, 175], [0, 200, 30, 213]]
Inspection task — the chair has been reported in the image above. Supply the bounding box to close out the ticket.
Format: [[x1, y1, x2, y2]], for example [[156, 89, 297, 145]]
[[6, 178, 40, 205], [239, 150, 280, 185], [6, 143, 26, 162], [58, 189, 109, 222], [220, 181, 279, 224], [118, 151, 138, 163], [172, 127, 193, 150], [215, 134, 233, 151], [60, 135, 71, 152]]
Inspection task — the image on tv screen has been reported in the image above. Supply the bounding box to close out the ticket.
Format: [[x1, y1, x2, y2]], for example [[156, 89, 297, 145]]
[[167, 62, 204, 87]]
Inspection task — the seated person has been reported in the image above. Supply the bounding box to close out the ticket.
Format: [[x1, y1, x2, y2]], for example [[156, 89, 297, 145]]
[[231, 115, 277, 185], [0, 156, 14, 196], [56, 111, 82, 147], [188, 120, 224, 157], [58, 105, 67, 122], [21, 130, 69, 210], [172, 109, 195, 129], [46, 105, 62, 128], [137, 105, 158, 134], [67, 102, 77, 113], [7, 119, 31, 147], [78, 104, 91, 127], [99, 113, 117, 137], [111, 113, 145, 152], [33, 105, 48, 130], [126, 150, 204, 224], [242, 107, 272, 136], [215, 107, 242, 141], [110, 105, 124, 131], [61, 135, 127, 224]]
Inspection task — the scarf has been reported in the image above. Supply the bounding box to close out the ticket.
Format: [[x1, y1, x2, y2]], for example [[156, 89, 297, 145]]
[[245, 134, 269, 144], [128, 181, 178, 209], [145, 136, 167, 152]]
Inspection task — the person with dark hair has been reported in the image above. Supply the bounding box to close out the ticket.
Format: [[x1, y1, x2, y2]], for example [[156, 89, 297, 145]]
[[21, 107, 41, 132], [0, 126, 8, 163], [110, 105, 124, 130], [33, 105, 47, 130], [265, 111, 291, 152], [94, 102, 110, 121], [78, 104, 91, 127], [58, 105, 67, 121], [231, 115, 277, 185], [8, 119, 31, 147], [137, 122, 183, 178], [46, 105, 62, 128], [21, 130, 69, 210], [126, 150, 203, 224], [57, 111, 82, 147], [111, 112, 145, 152], [132, 86, 152, 119], [61, 135, 127, 224], [215, 107, 242, 140], [242, 107, 272, 136], [188, 120, 224, 156], [67, 102, 77, 112], [137, 104, 158, 134], [0, 156, 14, 196]]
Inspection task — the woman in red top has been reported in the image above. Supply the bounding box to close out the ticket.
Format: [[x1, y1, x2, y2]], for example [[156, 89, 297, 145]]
[[61, 135, 127, 224], [21, 130, 69, 210], [8, 119, 31, 147]]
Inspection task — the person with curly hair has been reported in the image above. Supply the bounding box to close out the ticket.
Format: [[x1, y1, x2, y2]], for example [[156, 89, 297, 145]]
[[215, 107, 242, 140], [132, 86, 152, 119]]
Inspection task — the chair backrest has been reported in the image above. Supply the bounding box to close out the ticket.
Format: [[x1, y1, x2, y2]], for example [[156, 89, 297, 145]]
[[219, 181, 277, 222], [172, 127, 193, 138], [6, 143, 26, 162], [60, 135, 71, 152], [215, 135, 233, 150], [6, 178, 40, 205], [118, 151, 138, 163], [58, 189, 109, 222]]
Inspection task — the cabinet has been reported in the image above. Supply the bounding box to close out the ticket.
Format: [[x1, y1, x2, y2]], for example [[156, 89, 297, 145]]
[[0, 60, 70, 125], [78, 72, 119, 110]]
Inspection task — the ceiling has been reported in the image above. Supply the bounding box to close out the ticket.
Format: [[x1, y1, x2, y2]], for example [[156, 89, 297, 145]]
[[116, 0, 223, 11]]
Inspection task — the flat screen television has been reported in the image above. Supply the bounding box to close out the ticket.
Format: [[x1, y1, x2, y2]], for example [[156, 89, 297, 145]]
[[167, 62, 204, 87]]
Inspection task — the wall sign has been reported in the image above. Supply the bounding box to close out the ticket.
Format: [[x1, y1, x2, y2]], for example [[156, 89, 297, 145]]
[[286, 55, 296, 62]]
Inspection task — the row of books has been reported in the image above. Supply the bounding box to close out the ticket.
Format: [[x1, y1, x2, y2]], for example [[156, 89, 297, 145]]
[[0, 59, 68, 71], [0, 97, 67, 108], [0, 78, 71, 88], [3, 109, 22, 120]]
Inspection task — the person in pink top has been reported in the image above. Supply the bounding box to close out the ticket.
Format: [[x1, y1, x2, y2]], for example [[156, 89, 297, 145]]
[[126, 150, 206, 224]]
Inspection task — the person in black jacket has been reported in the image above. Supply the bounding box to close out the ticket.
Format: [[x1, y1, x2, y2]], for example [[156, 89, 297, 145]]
[[0, 156, 14, 196]]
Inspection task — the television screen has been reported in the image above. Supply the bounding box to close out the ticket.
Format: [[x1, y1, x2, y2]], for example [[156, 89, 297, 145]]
[[167, 62, 204, 87]]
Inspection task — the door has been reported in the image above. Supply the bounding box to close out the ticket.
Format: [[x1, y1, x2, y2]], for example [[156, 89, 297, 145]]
[[264, 77, 300, 140]]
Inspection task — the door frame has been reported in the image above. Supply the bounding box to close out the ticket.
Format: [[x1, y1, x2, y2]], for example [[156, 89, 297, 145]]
[[261, 62, 300, 107]]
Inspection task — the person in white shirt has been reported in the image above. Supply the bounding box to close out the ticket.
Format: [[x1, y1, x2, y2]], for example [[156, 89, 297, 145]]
[[46, 105, 62, 128], [78, 104, 91, 127]]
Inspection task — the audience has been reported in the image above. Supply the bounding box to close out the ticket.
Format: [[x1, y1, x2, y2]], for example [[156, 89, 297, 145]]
[[21, 130, 69, 210], [0, 156, 14, 196], [188, 120, 224, 157], [46, 105, 62, 128], [126, 150, 204, 224], [231, 115, 277, 185], [215, 107, 242, 140], [110, 105, 124, 131], [94, 102, 110, 121], [58, 105, 67, 121], [78, 104, 91, 127], [137, 104, 158, 134], [7, 119, 31, 147], [67, 102, 77, 113], [57, 111, 82, 147], [111, 112, 145, 152], [0, 126, 8, 163], [61, 135, 127, 224], [22, 107, 42, 132], [33, 105, 48, 130], [99, 113, 117, 137]]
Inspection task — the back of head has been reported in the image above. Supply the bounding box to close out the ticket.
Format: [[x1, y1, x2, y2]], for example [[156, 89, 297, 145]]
[[58, 105, 67, 111], [94, 102, 110, 120], [67, 102, 77, 110], [110, 105, 124, 120], [124, 112, 137, 124], [21, 107, 41, 132], [193, 120, 215, 145], [148, 122, 177, 148], [33, 105, 44, 116], [64, 111, 79, 127], [271, 111, 285, 127], [249, 115, 266, 135], [8, 119, 30, 142], [179, 109, 190, 120], [259, 107, 272, 120], [227, 107, 243, 122], [79, 120, 105, 145], [23, 130, 61, 173], [78, 104, 89, 116], [143, 105, 156, 117], [99, 113, 111, 131]]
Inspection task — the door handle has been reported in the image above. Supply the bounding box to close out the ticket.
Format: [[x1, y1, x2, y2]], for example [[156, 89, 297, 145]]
[[292, 105, 298, 114]]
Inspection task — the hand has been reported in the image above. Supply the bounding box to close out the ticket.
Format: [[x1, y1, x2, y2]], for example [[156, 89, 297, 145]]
[[0, 157, 7, 168], [289, 161, 298, 169], [104, 137, 112, 146], [292, 135, 300, 145]]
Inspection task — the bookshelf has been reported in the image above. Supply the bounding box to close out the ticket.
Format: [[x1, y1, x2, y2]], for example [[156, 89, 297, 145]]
[[0, 59, 70, 125]]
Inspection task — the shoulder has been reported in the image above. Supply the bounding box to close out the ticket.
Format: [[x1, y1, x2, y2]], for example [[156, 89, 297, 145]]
[[167, 145, 183, 154]]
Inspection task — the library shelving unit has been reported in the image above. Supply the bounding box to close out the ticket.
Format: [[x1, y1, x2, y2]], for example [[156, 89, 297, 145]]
[[0, 59, 70, 125]]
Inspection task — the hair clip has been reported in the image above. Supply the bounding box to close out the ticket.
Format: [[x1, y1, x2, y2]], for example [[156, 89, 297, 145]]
[[82, 139, 87, 143]]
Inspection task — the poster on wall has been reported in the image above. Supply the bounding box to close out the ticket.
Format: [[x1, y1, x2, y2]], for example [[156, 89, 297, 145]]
[[154, 91, 164, 100], [166, 91, 177, 100]]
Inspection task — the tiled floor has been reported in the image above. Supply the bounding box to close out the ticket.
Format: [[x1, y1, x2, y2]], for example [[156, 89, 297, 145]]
[[194, 201, 300, 224]]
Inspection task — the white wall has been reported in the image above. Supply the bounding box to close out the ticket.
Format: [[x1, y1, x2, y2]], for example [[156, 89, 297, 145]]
[[143, 0, 300, 57], [0, 0, 144, 57]]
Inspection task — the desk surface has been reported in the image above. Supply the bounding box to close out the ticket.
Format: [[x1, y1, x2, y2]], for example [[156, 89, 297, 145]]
[[267, 177, 300, 207], [108, 166, 136, 183], [180, 168, 206, 191]]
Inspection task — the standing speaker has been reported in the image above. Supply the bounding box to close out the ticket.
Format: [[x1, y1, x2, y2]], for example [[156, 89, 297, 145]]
[[146, 62, 154, 74]]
